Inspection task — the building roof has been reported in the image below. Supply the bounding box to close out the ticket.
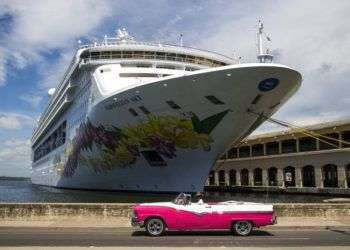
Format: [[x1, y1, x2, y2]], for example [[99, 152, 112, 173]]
[[246, 118, 350, 142]]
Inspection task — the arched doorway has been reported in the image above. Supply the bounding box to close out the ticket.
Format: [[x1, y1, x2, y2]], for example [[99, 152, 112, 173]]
[[302, 165, 315, 187], [218, 170, 226, 186], [284, 166, 295, 187], [254, 168, 262, 186], [241, 169, 249, 186], [268, 167, 278, 186], [208, 171, 215, 186], [229, 169, 236, 186], [323, 164, 338, 188]]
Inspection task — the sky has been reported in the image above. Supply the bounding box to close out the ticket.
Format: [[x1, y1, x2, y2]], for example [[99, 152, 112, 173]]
[[0, 0, 349, 177]]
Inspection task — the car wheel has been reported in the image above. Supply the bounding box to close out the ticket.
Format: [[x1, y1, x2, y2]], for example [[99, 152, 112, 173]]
[[233, 221, 253, 236], [145, 218, 165, 236]]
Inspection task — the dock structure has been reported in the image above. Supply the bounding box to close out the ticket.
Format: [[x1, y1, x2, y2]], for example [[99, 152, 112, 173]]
[[209, 119, 350, 194]]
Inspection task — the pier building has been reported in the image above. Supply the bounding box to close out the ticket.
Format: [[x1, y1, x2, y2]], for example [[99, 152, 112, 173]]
[[209, 119, 350, 194]]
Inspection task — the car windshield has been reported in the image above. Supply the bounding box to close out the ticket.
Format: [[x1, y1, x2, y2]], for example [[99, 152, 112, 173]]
[[173, 193, 191, 205]]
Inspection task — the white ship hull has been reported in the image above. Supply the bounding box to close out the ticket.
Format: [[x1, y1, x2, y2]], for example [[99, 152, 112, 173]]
[[31, 63, 301, 192]]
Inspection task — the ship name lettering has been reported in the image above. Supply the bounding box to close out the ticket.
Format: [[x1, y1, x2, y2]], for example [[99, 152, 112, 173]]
[[105, 95, 143, 110]]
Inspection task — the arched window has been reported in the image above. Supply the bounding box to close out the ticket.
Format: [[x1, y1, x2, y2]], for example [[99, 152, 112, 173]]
[[268, 167, 278, 186], [241, 169, 249, 186], [323, 164, 338, 188], [284, 166, 295, 187], [229, 169, 236, 186], [208, 171, 215, 186], [218, 170, 226, 186], [302, 165, 315, 187], [253, 168, 262, 186]]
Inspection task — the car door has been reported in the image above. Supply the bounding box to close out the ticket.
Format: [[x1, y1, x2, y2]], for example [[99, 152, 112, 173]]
[[209, 204, 232, 229], [179, 203, 213, 229]]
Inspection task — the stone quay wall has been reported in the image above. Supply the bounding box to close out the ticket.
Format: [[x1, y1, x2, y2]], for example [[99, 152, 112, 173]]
[[0, 203, 349, 227]]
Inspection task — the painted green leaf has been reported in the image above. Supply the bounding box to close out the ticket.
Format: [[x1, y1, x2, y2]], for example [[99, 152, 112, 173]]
[[191, 113, 202, 133], [192, 109, 229, 135]]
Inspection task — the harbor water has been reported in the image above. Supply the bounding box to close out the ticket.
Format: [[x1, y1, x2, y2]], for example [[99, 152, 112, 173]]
[[1, 177, 347, 203]]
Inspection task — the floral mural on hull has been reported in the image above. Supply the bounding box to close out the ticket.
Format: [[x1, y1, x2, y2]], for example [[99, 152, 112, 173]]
[[62, 110, 229, 177]]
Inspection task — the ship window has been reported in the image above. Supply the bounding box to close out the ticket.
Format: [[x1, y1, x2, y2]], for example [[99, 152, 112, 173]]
[[141, 150, 167, 167], [101, 51, 111, 59], [111, 51, 122, 58], [144, 51, 155, 58], [120, 73, 159, 78], [133, 51, 145, 59], [90, 51, 100, 59], [156, 65, 176, 69], [155, 52, 166, 60], [129, 108, 138, 117], [185, 67, 197, 71], [166, 100, 181, 109], [205, 95, 225, 105], [122, 51, 132, 58], [136, 64, 152, 68], [139, 106, 151, 114], [84, 50, 228, 68], [33, 121, 66, 163]]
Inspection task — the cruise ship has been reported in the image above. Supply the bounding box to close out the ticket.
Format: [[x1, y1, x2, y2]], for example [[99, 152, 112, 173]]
[[31, 22, 302, 192]]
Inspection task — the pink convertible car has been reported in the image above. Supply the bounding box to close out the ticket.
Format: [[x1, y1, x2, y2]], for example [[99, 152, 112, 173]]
[[131, 193, 276, 236]]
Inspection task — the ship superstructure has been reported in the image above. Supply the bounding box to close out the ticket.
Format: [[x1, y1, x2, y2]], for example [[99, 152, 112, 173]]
[[31, 24, 302, 192]]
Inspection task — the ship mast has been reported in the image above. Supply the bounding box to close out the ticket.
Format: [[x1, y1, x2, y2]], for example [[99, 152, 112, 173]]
[[257, 20, 273, 63]]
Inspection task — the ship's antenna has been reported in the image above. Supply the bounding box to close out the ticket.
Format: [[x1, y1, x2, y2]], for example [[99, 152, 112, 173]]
[[104, 35, 108, 45], [257, 20, 273, 63], [179, 34, 183, 46]]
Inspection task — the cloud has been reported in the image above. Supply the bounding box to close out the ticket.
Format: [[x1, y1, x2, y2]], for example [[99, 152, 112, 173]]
[[38, 50, 73, 89], [0, 138, 31, 177], [18, 93, 43, 108], [0, 112, 34, 130], [0, 0, 115, 86], [196, 0, 350, 133]]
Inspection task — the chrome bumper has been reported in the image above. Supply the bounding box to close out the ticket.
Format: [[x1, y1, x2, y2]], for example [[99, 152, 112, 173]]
[[131, 216, 144, 227]]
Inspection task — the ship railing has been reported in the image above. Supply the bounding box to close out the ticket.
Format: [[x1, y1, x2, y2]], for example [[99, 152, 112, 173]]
[[78, 38, 235, 62], [34, 57, 78, 139], [81, 53, 225, 68]]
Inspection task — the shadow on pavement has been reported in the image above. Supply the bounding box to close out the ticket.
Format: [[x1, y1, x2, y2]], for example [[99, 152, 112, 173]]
[[132, 229, 273, 237]]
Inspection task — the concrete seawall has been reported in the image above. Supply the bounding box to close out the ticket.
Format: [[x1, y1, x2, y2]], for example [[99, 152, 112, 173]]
[[1, 203, 349, 228]]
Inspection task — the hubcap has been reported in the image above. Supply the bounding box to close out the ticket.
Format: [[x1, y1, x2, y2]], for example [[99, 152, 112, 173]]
[[147, 219, 163, 235], [235, 221, 251, 235]]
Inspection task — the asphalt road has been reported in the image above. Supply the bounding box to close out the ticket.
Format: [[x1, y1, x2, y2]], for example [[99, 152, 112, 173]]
[[0, 227, 349, 247]]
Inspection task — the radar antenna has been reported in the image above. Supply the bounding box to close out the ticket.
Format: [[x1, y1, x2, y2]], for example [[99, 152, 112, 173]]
[[257, 20, 273, 63]]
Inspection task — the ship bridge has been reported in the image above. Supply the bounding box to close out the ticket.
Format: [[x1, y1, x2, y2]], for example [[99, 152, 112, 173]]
[[78, 28, 236, 71]]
